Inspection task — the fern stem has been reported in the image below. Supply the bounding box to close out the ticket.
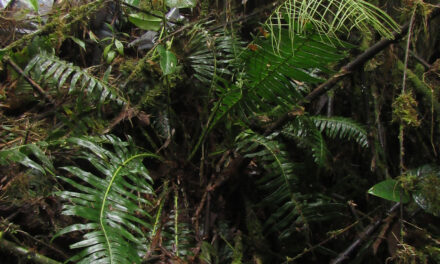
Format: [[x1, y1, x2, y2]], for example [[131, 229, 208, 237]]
[[174, 187, 179, 257]]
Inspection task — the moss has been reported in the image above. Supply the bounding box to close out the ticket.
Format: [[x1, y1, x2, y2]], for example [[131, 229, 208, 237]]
[[418, 174, 440, 216], [392, 92, 421, 127]]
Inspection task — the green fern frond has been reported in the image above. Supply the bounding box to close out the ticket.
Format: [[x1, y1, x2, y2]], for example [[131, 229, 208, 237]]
[[25, 51, 125, 105], [311, 116, 369, 148], [236, 130, 307, 235], [0, 142, 54, 175], [282, 116, 329, 166], [190, 31, 347, 160], [267, 0, 400, 49], [54, 135, 158, 264], [210, 29, 347, 128], [186, 25, 244, 85]]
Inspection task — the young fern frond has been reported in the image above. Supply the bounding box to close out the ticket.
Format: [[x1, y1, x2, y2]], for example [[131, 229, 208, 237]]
[[311, 116, 369, 148], [25, 51, 124, 105], [267, 0, 400, 50], [53, 135, 158, 264], [236, 130, 307, 236]]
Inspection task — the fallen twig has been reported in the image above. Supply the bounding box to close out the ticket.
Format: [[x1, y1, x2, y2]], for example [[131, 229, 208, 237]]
[[5, 57, 55, 105], [330, 203, 400, 264]]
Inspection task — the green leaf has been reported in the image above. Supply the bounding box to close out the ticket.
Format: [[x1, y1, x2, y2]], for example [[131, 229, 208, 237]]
[[128, 13, 162, 31], [123, 0, 139, 5], [114, 39, 124, 55], [368, 179, 410, 203], [88, 31, 99, 43], [158, 45, 177, 75], [103, 44, 112, 60], [166, 0, 196, 8], [28, 0, 39, 12], [70, 37, 86, 51], [106, 50, 116, 64]]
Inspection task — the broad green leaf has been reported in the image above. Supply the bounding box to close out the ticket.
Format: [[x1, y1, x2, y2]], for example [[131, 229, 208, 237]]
[[123, 0, 139, 6], [128, 13, 162, 31], [368, 179, 410, 203], [106, 50, 116, 64], [166, 0, 196, 8], [69, 37, 86, 51], [114, 39, 124, 55], [28, 0, 39, 12], [103, 44, 112, 60], [158, 45, 177, 75]]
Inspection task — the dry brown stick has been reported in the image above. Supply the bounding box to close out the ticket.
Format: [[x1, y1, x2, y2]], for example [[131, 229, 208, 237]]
[[264, 6, 440, 136], [5, 57, 55, 105]]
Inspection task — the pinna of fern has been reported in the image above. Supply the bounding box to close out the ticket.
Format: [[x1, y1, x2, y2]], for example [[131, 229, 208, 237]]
[[52, 135, 159, 264], [24, 51, 124, 105]]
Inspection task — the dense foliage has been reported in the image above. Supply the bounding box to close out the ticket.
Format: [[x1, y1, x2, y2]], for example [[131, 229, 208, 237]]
[[0, 0, 440, 263]]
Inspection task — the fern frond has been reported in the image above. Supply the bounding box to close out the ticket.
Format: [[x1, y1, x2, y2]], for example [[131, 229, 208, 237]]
[[54, 135, 158, 264], [0, 142, 54, 175], [236, 130, 307, 235], [311, 116, 369, 148], [25, 51, 125, 105], [282, 116, 329, 166], [267, 0, 400, 49], [186, 25, 244, 85], [211, 29, 347, 128]]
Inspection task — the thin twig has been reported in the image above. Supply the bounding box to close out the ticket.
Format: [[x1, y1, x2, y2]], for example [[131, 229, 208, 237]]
[[330, 203, 400, 264], [5, 57, 55, 105]]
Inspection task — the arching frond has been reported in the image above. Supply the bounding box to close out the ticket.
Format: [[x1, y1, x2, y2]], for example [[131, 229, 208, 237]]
[[53, 135, 158, 264], [25, 51, 124, 105], [267, 0, 400, 49], [185, 25, 244, 85], [236, 130, 307, 236], [212, 29, 348, 128], [311, 116, 369, 148]]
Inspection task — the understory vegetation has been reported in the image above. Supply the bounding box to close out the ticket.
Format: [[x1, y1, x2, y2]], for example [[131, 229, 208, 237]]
[[0, 0, 440, 263]]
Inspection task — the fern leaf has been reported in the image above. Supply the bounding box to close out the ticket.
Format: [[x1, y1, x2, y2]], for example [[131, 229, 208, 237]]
[[0, 142, 54, 175], [25, 51, 124, 105], [236, 130, 306, 234], [186, 25, 244, 85], [54, 135, 158, 264], [282, 116, 330, 166], [209, 29, 347, 134], [311, 116, 369, 148], [267, 0, 400, 49]]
